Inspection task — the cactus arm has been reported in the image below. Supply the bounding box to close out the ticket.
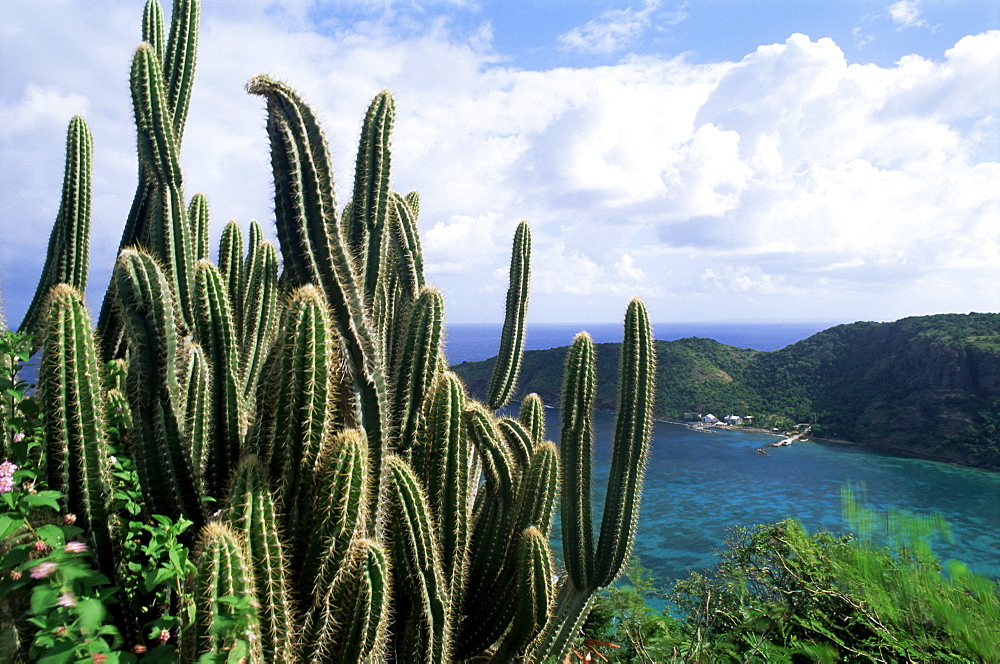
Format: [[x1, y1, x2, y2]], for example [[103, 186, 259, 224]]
[[459, 435, 557, 660], [142, 0, 166, 61], [389, 190, 425, 298], [518, 392, 546, 448], [351, 91, 395, 302], [560, 332, 597, 590], [303, 429, 368, 593], [247, 77, 388, 488], [162, 0, 200, 142], [513, 440, 559, 537], [188, 192, 210, 261], [268, 285, 336, 551], [19, 117, 93, 345], [39, 285, 113, 556], [192, 259, 245, 497], [132, 43, 196, 329], [225, 456, 297, 662], [114, 249, 204, 526], [594, 298, 655, 586], [392, 287, 444, 452], [182, 521, 263, 662], [498, 417, 533, 470], [132, 44, 182, 193], [494, 526, 555, 660], [239, 239, 279, 403], [523, 576, 595, 663], [180, 338, 211, 496], [464, 405, 515, 505], [412, 371, 469, 597], [217, 219, 244, 339], [306, 538, 390, 664], [384, 454, 449, 662], [486, 220, 530, 411]]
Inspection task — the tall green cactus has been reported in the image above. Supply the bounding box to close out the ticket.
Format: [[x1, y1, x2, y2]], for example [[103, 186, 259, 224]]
[[114, 249, 204, 527], [39, 285, 113, 557], [19, 117, 93, 346], [225, 456, 297, 661], [17, 3, 659, 660], [487, 220, 531, 411], [181, 522, 263, 662], [97, 0, 200, 361]]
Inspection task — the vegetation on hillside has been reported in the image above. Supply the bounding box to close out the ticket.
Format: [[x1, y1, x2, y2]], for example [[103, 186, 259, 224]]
[[453, 313, 1000, 469], [580, 489, 1000, 662]]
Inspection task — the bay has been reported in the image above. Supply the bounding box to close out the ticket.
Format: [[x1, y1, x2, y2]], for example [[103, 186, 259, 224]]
[[452, 321, 1000, 589], [544, 408, 1000, 587]]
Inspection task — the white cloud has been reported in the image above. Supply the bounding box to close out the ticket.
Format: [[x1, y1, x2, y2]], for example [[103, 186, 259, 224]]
[[1, 4, 997, 326], [558, 0, 687, 55], [888, 1, 928, 30]]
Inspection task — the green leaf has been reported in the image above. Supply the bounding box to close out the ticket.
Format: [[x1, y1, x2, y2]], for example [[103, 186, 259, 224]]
[[76, 597, 105, 633], [30, 585, 59, 616], [36, 641, 77, 664], [36, 523, 66, 547], [25, 491, 63, 512], [0, 514, 24, 540]]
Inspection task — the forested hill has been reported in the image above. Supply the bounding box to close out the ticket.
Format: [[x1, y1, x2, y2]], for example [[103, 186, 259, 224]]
[[451, 313, 1000, 470]]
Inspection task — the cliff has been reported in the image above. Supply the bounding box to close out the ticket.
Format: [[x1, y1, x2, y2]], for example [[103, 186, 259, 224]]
[[451, 313, 1000, 470]]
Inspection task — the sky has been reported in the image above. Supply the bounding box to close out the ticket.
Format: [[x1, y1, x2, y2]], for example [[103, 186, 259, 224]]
[[1, 0, 998, 327]]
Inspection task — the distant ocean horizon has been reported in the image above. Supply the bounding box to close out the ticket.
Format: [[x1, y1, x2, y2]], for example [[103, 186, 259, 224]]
[[444, 320, 840, 365]]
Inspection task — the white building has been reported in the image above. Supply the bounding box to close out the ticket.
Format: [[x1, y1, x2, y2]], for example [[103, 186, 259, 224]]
[[702, 414, 719, 424], [724, 415, 742, 426]]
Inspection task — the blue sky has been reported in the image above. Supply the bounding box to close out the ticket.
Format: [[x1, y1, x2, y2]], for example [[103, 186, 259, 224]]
[[1, 0, 998, 326]]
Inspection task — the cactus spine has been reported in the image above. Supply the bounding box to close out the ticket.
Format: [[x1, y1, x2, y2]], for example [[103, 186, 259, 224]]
[[17, 3, 658, 659]]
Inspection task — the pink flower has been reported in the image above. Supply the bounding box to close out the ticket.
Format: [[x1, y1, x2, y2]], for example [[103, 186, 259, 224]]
[[63, 513, 77, 525], [57, 591, 77, 607], [30, 562, 58, 579], [92, 654, 107, 664], [11, 433, 24, 444], [158, 629, 171, 643], [0, 461, 16, 494], [64, 541, 88, 554], [34, 540, 48, 552]]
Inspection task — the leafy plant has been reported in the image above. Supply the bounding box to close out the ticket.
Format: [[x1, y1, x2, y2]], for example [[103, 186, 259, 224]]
[[670, 489, 1000, 662]]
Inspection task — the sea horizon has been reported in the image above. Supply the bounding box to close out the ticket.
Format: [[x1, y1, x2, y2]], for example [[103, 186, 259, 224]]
[[444, 320, 842, 365]]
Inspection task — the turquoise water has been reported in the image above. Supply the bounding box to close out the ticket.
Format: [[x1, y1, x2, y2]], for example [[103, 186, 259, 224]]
[[548, 409, 1000, 585]]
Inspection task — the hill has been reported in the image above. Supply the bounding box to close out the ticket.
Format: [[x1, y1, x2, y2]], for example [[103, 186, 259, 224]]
[[451, 313, 1000, 470]]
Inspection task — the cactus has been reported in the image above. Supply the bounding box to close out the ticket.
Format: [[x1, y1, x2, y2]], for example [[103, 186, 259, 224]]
[[182, 521, 263, 662], [193, 259, 245, 498], [114, 248, 204, 527], [16, 3, 658, 660], [487, 220, 530, 411], [97, 0, 200, 361], [19, 117, 93, 347], [39, 285, 113, 557], [225, 456, 297, 661]]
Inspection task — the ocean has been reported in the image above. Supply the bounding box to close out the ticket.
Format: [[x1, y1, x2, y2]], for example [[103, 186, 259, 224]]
[[443, 320, 838, 365], [451, 322, 1000, 588]]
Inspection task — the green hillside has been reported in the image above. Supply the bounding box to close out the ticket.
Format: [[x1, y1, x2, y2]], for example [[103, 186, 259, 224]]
[[452, 313, 1000, 470]]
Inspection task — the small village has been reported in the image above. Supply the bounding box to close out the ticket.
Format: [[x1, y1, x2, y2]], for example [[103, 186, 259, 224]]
[[679, 412, 812, 455]]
